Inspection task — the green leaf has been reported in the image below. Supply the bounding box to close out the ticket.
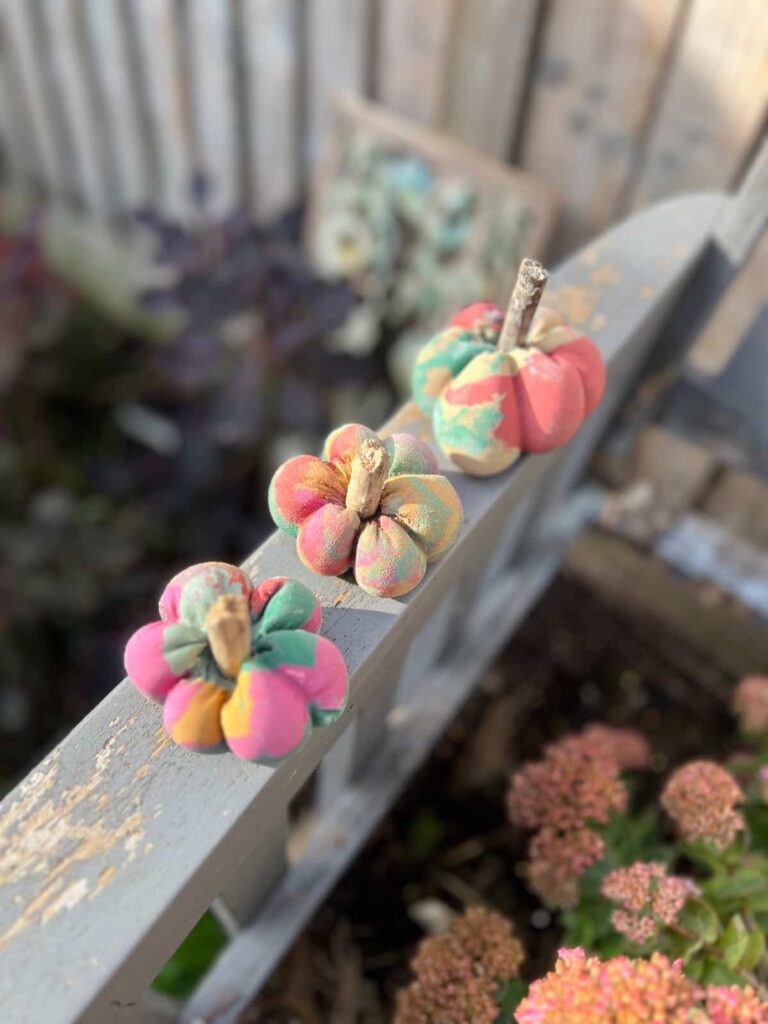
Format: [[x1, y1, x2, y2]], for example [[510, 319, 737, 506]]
[[700, 959, 746, 987], [664, 929, 703, 965], [740, 929, 766, 971], [678, 898, 720, 944], [152, 911, 228, 998], [704, 867, 768, 909], [497, 978, 528, 1022], [719, 914, 749, 969]]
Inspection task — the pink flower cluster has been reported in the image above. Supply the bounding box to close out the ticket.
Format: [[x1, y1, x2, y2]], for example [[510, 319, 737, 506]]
[[507, 725, 647, 907], [395, 907, 524, 1024], [703, 984, 768, 1024], [661, 760, 745, 851], [601, 861, 698, 944], [515, 948, 768, 1024], [733, 676, 768, 736]]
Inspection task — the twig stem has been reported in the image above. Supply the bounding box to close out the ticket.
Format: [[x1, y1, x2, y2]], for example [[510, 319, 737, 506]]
[[498, 257, 548, 351]]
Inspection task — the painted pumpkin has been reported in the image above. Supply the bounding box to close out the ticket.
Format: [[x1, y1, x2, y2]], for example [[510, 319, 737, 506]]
[[412, 294, 605, 477], [269, 423, 462, 598], [124, 562, 348, 764]]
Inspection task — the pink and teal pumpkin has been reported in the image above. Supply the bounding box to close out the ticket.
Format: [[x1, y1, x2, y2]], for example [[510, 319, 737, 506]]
[[269, 423, 463, 599], [412, 302, 606, 476], [124, 562, 348, 764]]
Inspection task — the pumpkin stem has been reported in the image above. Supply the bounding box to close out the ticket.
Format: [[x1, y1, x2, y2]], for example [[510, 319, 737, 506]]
[[205, 594, 252, 678], [345, 438, 390, 519], [498, 257, 549, 351]]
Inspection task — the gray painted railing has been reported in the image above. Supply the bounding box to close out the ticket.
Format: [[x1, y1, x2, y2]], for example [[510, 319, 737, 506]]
[[3, 188, 761, 1024]]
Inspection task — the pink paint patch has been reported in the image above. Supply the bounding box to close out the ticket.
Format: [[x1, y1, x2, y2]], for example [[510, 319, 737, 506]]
[[250, 576, 289, 618], [297, 504, 359, 576], [292, 634, 348, 711], [323, 423, 377, 464], [124, 620, 178, 702], [515, 352, 586, 451], [224, 667, 310, 762], [449, 301, 502, 332], [551, 336, 606, 415], [271, 455, 347, 530]]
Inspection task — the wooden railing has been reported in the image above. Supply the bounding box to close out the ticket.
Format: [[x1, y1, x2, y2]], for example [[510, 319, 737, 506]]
[[3, 187, 758, 1023]]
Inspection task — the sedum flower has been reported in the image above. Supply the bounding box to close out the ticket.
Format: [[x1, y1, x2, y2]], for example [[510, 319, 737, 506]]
[[395, 907, 523, 1024], [702, 984, 768, 1024], [507, 729, 629, 908], [579, 723, 651, 772], [508, 738, 627, 834], [515, 948, 698, 1024], [527, 828, 605, 909], [601, 861, 698, 944], [661, 760, 745, 851], [733, 676, 768, 736]]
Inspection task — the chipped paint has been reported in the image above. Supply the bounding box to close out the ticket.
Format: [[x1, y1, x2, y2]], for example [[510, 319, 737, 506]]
[[589, 263, 621, 287], [0, 714, 153, 950]]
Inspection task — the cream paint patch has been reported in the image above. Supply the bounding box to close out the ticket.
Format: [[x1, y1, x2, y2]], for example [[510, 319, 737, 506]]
[[0, 714, 154, 949]]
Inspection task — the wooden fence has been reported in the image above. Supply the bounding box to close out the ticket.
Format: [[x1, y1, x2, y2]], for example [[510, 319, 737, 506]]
[[0, 0, 766, 253]]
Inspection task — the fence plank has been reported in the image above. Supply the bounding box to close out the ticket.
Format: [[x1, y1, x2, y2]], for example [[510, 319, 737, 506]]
[[442, 0, 540, 159], [376, 0, 456, 126], [628, 0, 768, 209], [132, 0, 194, 220], [83, 0, 153, 213], [2, 0, 68, 196], [187, 0, 239, 215], [306, 0, 371, 167], [0, 193, 725, 1024], [42, 0, 114, 216], [242, 0, 301, 220], [521, 0, 683, 254]]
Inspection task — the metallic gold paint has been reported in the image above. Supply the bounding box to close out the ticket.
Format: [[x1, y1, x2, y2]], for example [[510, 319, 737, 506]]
[[125, 563, 348, 764], [269, 424, 463, 598]]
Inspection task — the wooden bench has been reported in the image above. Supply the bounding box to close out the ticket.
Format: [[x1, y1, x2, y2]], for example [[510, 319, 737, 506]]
[[1, 167, 766, 1023]]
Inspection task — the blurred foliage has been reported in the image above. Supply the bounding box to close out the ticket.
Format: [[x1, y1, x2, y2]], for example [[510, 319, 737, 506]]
[[0, 193, 363, 780], [152, 910, 227, 998]]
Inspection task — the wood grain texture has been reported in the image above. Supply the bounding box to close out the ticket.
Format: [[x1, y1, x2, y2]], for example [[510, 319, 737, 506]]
[[187, 0, 239, 215], [83, 0, 153, 213], [520, 0, 683, 254], [242, 0, 301, 219], [306, 0, 372, 167], [43, 0, 114, 216], [442, 0, 540, 158], [0, 191, 724, 1024], [376, 0, 456, 126], [628, 0, 768, 209], [132, 0, 194, 220], [2, 0, 67, 194]]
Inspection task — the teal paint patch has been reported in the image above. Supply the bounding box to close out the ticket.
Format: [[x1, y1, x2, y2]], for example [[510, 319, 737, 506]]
[[162, 622, 207, 676], [250, 629, 318, 672], [411, 331, 493, 415], [434, 400, 502, 457], [257, 579, 316, 634]]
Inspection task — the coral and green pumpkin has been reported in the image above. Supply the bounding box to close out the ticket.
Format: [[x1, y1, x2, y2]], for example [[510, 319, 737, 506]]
[[124, 562, 348, 764], [412, 263, 606, 476], [269, 423, 462, 598]]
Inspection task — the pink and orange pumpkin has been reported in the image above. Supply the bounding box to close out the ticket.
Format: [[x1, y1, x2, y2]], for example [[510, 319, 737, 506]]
[[124, 562, 348, 764], [269, 423, 462, 598], [412, 262, 605, 476]]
